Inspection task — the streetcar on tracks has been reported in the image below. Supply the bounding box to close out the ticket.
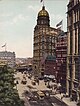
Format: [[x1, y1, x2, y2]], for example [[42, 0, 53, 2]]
[[37, 91, 45, 100]]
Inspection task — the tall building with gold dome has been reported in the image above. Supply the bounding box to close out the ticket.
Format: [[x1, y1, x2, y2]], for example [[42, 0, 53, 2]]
[[33, 6, 58, 76]]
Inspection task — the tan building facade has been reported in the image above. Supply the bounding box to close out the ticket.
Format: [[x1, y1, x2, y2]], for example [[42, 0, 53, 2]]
[[33, 6, 58, 76], [67, 0, 80, 102]]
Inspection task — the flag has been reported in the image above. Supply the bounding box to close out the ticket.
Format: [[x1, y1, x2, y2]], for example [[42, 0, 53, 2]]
[[40, 0, 43, 2], [57, 26, 62, 30], [2, 43, 6, 47], [56, 20, 63, 27]]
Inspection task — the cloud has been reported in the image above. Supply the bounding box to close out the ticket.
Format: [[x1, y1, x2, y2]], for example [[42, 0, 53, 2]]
[[51, 13, 65, 21], [27, 5, 40, 12], [50, 13, 67, 30], [0, 14, 30, 27], [11, 14, 30, 24], [0, 21, 10, 27], [0, 14, 30, 24], [0, 13, 13, 17]]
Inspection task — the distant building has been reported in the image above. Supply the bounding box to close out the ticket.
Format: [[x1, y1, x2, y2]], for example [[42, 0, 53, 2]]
[[15, 57, 33, 72], [56, 31, 67, 92], [16, 58, 27, 65], [67, 0, 80, 101], [33, 5, 58, 76], [26, 57, 33, 66], [0, 51, 16, 68]]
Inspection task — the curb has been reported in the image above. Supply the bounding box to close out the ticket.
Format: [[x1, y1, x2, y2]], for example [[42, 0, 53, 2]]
[[54, 95, 69, 106]]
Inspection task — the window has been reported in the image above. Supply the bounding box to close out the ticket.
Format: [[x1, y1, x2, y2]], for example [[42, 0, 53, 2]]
[[57, 54, 61, 57], [62, 54, 67, 57]]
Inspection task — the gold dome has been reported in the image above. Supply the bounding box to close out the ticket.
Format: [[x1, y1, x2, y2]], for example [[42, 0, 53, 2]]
[[38, 6, 49, 17]]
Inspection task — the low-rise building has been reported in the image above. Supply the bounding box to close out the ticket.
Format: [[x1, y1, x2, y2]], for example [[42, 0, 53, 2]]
[[44, 55, 56, 76], [0, 51, 16, 68]]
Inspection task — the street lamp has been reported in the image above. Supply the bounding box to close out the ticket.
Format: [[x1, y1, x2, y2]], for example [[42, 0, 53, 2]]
[[55, 71, 58, 83]]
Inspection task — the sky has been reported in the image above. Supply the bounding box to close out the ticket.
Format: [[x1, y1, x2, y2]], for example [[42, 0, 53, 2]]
[[0, 0, 68, 58]]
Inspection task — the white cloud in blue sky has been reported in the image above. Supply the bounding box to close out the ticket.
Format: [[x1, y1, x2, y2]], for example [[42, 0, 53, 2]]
[[0, 0, 68, 58]]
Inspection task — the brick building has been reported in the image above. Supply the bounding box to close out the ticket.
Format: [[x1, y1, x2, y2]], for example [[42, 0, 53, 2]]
[[56, 31, 67, 92]]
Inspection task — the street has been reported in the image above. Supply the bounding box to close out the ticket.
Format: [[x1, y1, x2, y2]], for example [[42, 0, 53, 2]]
[[24, 90, 68, 106], [14, 71, 68, 106]]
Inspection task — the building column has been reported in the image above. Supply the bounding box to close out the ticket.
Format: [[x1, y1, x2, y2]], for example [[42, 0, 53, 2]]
[[71, 29, 75, 92], [76, 27, 78, 54], [66, 32, 70, 94]]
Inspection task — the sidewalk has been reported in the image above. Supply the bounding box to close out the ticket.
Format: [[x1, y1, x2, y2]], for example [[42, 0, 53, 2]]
[[54, 93, 77, 106]]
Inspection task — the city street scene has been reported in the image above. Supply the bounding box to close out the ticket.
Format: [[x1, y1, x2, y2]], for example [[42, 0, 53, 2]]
[[0, 0, 80, 106]]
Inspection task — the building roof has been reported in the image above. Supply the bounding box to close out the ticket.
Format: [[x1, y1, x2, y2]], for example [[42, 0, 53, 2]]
[[58, 31, 67, 38], [38, 6, 49, 17], [46, 55, 56, 61]]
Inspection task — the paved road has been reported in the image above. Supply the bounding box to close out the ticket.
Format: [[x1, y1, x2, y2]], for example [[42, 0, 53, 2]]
[[24, 90, 68, 106], [15, 72, 68, 106]]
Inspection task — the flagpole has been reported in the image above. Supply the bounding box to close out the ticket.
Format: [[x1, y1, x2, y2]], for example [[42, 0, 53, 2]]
[[40, 0, 44, 6], [56, 20, 63, 31], [2, 43, 7, 52], [4, 43, 6, 52], [43, 0, 44, 6], [61, 20, 63, 31]]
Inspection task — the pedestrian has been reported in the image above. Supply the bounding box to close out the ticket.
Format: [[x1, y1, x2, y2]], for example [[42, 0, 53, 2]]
[[45, 82, 46, 85], [61, 95, 63, 100], [59, 88, 62, 94], [37, 79, 39, 85], [16, 80, 19, 84]]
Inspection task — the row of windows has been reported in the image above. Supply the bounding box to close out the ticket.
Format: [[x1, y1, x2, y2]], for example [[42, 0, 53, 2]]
[[68, 8, 80, 26], [74, 0, 80, 5], [69, 28, 79, 54], [38, 20, 49, 25], [34, 36, 56, 42], [57, 54, 67, 57]]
